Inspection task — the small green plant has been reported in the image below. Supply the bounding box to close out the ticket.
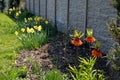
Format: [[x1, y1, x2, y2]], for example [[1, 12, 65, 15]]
[[107, 19, 120, 43], [44, 69, 68, 80], [69, 57, 106, 80], [31, 59, 41, 74]]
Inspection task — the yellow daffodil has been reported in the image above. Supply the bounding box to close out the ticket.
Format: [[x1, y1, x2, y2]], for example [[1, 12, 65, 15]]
[[45, 21, 49, 24], [37, 25, 42, 31], [16, 12, 19, 17], [30, 28, 34, 33], [37, 17, 40, 21], [28, 17, 32, 21], [9, 8, 12, 11], [15, 31, 18, 35], [34, 26, 38, 30], [13, 7, 15, 10], [21, 28, 25, 32], [27, 27, 31, 33], [28, 18, 30, 20], [24, 18, 27, 23], [19, 11, 21, 14], [29, 17, 33, 20]]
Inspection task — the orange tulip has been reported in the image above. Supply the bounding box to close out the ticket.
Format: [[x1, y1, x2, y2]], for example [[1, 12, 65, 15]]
[[91, 49, 102, 57], [85, 37, 96, 43], [71, 38, 83, 47]]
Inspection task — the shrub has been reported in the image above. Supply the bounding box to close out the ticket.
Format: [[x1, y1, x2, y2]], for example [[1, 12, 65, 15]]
[[107, 19, 120, 79]]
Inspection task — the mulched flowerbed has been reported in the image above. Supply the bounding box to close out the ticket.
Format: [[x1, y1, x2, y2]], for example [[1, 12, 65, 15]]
[[15, 34, 111, 80]]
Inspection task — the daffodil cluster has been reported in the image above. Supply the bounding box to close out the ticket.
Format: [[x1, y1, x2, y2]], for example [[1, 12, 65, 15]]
[[22, 16, 52, 34], [8, 7, 15, 14], [14, 25, 47, 49], [15, 11, 21, 17], [15, 25, 42, 35]]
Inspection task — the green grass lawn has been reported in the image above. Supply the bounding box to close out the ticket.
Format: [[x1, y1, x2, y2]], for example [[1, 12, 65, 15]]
[[0, 13, 22, 79]]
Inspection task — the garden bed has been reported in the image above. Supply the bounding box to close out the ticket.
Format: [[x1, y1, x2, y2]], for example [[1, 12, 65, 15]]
[[15, 34, 110, 80]]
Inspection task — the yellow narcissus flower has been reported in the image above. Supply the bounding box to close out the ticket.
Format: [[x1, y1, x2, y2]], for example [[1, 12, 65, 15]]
[[24, 18, 27, 23], [34, 26, 38, 30], [13, 7, 15, 10], [9, 8, 12, 11], [28, 17, 33, 20], [21, 28, 25, 32], [37, 25, 42, 31], [27, 27, 31, 33], [27, 18, 30, 20], [45, 21, 49, 24], [16, 12, 19, 17], [28, 17, 33, 21], [30, 28, 34, 33], [37, 17, 40, 21], [19, 11, 21, 14], [15, 31, 18, 35]]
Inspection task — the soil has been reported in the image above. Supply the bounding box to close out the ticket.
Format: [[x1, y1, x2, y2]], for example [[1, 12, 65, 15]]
[[15, 34, 111, 80]]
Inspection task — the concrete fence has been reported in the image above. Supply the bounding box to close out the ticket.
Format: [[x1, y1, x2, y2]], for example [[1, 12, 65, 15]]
[[25, 0, 117, 53]]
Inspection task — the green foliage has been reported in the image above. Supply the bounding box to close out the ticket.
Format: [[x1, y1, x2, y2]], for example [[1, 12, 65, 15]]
[[45, 69, 62, 80], [107, 19, 120, 44], [44, 69, 68, 80], [31, 59, 41, 74], [0, 13, 22, 80], [69, 57, 106, 80], [15, 27, 47, 50], [15, 77, 30, 80], [0, 66, 27, 80]]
